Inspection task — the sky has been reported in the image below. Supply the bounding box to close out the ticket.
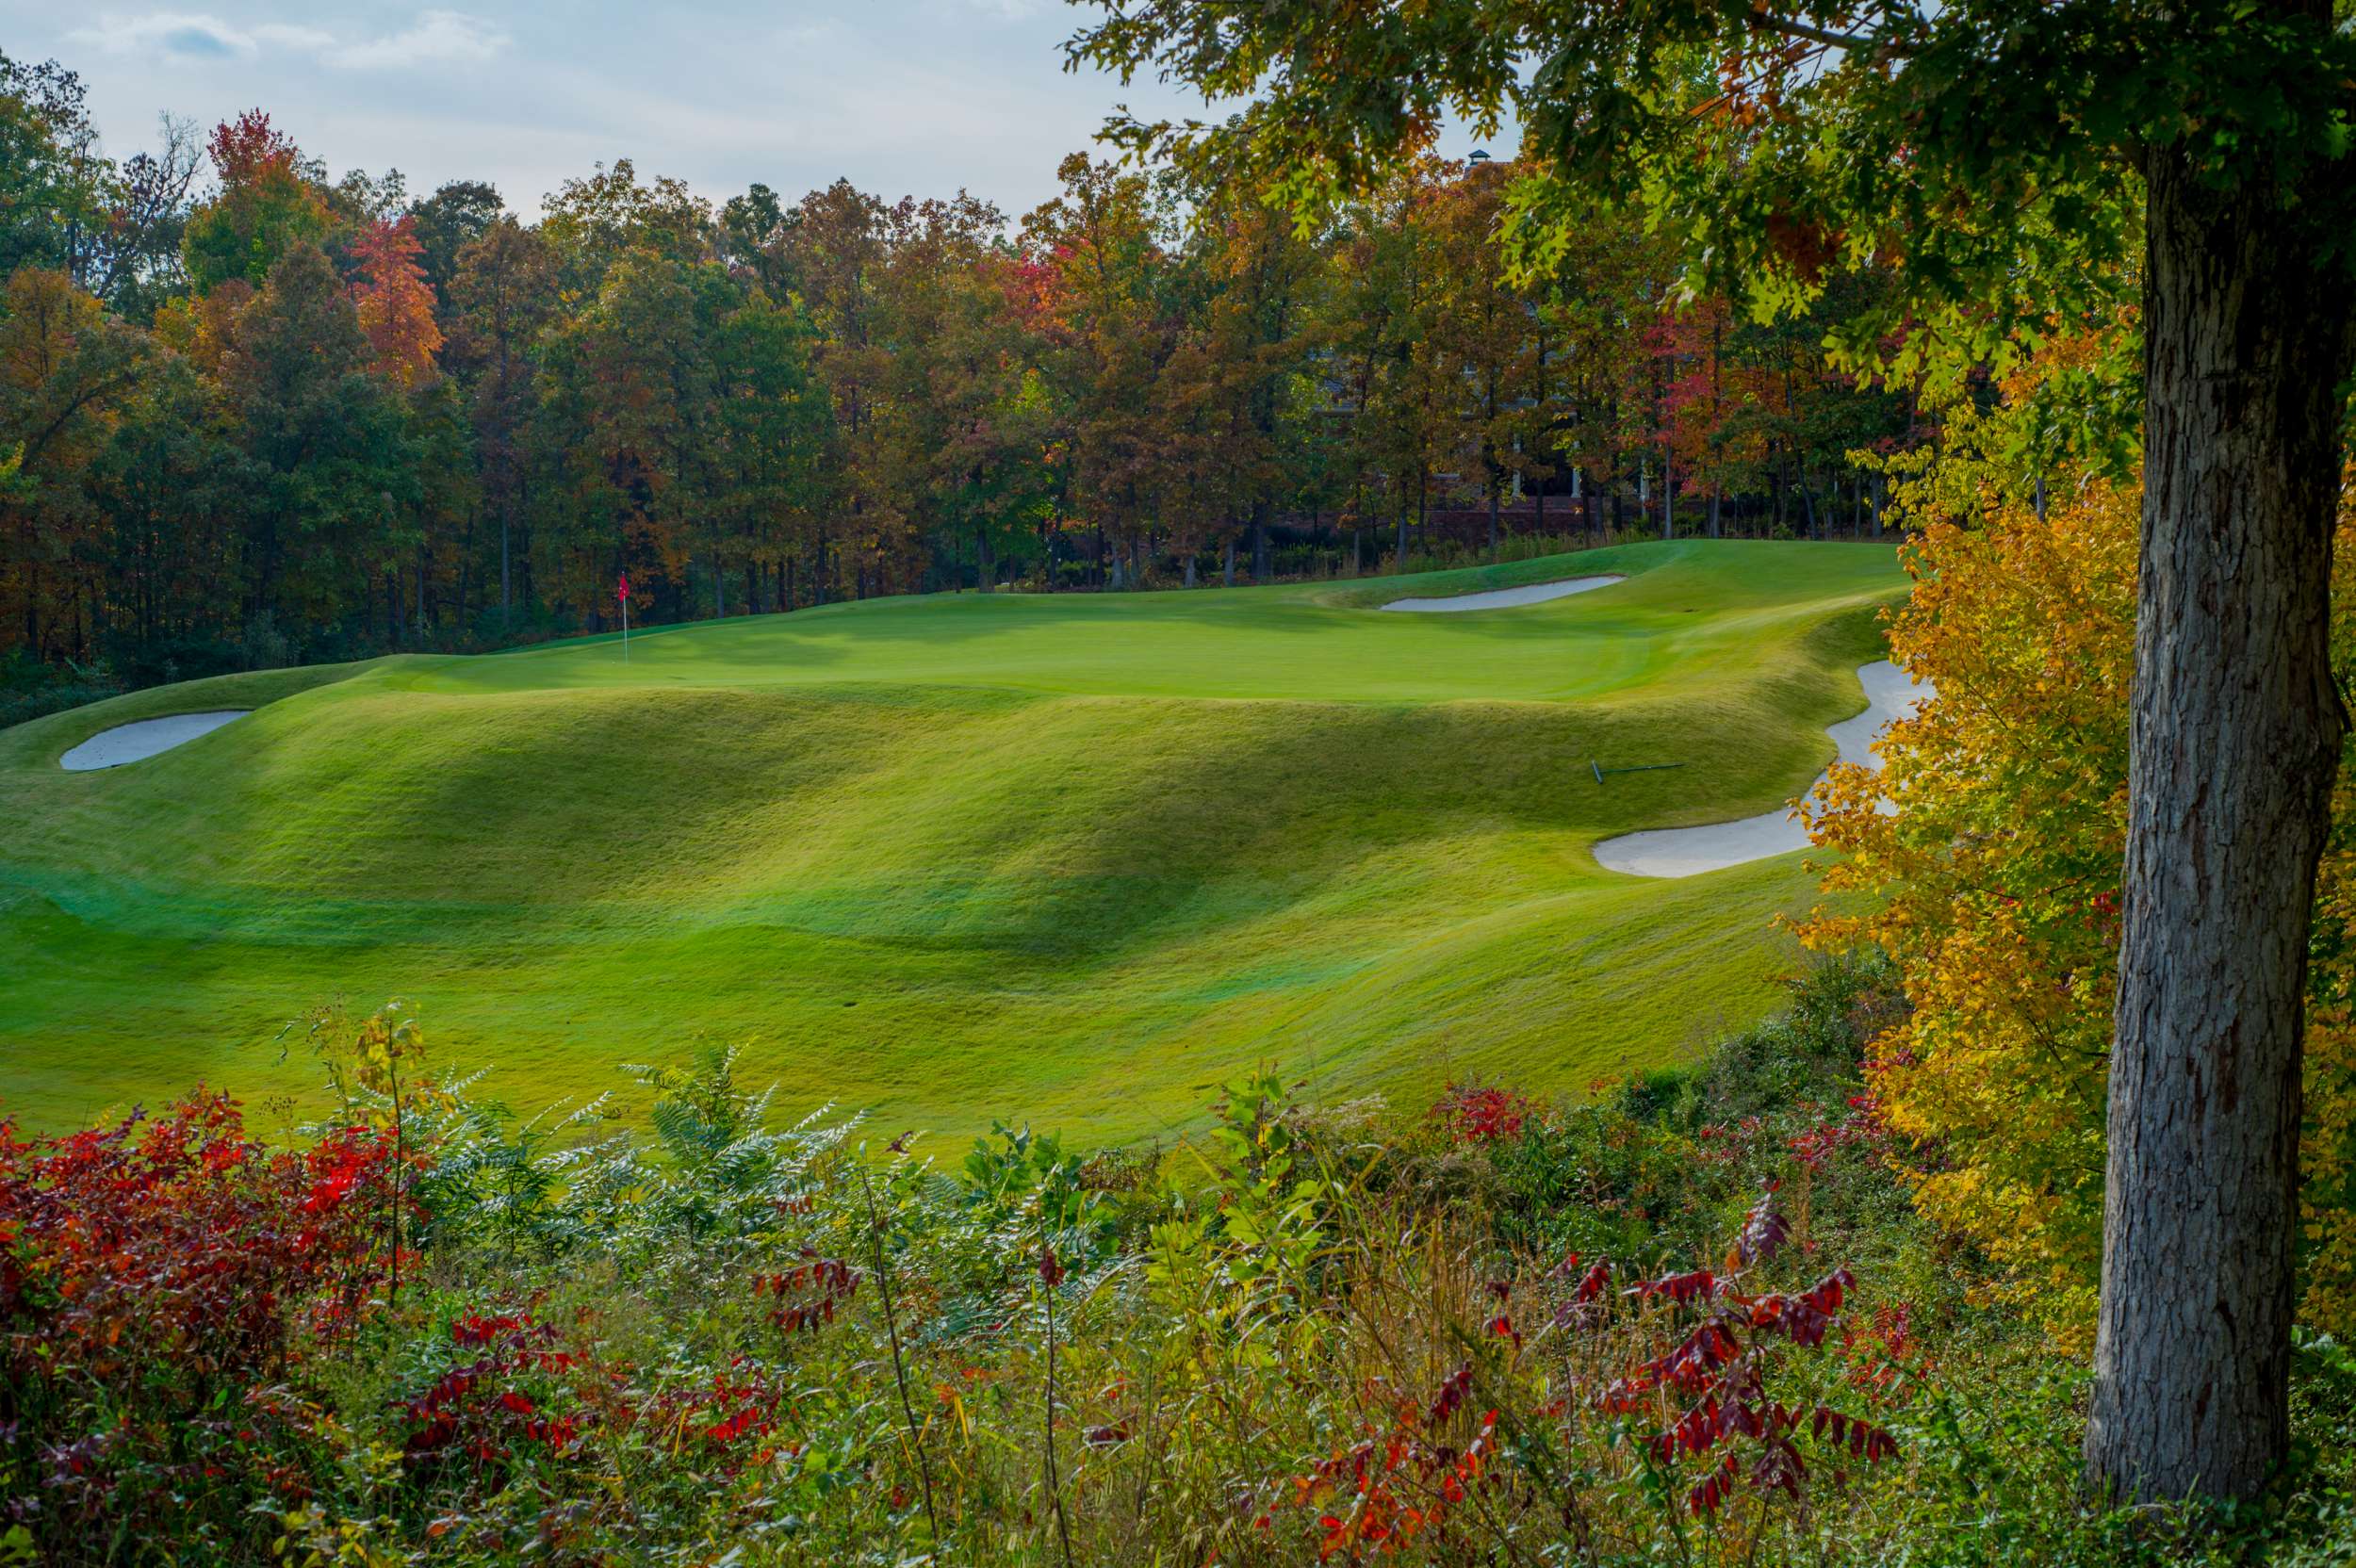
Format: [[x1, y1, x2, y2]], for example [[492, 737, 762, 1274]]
[[7, 1, 1500, 223]]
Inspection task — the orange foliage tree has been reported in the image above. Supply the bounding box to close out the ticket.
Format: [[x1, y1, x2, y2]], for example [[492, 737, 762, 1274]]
[[1799, 346, 2356, 1337], [349, 216, 442, 388]]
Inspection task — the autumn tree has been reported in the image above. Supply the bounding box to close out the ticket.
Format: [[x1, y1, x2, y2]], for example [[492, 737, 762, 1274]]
[[532, 250, 726, 620], [710, 286, 831, 612], [404, 179, 504, 305], [0, 56, 107, 282], [1183, 172, 1324, 582], [786, 181, 900, 601], [181, 111, 330, 296], [1024, 154, 1179, 587], [540, 160, 711, 297], [717, 182, 800, 302], [1074, 0, 2356, 1501], [1426, 158, 1538, 556], [1805, 334, 2356, 1393], [219, 243, 413, 629], [448, 218, 557, 623], [84, 353, 241, 665], [0, 269, 151, 657], [349, 217, 442, 389]]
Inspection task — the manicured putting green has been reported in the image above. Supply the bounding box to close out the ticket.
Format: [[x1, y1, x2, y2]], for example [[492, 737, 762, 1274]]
[[0, 540, 1906, 1141]]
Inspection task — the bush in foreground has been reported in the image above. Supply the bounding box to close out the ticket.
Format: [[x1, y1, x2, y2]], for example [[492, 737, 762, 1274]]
[[4, 960, 2353, 1564]]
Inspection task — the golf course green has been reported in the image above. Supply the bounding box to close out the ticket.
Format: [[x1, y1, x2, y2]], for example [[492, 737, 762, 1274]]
[[0, 539, 1906, 1139]]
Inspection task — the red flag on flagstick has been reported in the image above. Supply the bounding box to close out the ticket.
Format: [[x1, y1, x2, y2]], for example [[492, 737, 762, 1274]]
[[618, 572, 630, 604]]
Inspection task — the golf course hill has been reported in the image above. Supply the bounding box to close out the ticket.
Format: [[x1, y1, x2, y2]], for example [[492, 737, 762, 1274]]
[[0, 538, 1908, 1140]]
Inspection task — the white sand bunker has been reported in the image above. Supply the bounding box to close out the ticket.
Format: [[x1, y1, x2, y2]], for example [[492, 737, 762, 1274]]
[[1592, 662, 1933, 878], [59, 710, 250, 772], [1382, 575, 1624, 612]]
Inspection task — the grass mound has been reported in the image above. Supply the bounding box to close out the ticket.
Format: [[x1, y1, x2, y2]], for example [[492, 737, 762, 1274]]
[[0, 540, 1906, 1135]]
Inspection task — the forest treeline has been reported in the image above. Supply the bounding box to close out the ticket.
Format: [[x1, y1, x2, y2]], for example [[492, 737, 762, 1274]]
[[1, 49, 1911, 694]]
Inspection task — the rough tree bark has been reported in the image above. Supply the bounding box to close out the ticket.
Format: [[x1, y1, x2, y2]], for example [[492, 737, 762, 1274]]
[[2085, 138, 2356, 1504]]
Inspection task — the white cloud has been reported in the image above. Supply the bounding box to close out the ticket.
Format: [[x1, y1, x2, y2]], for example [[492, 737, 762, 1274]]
[[253, 22, 336, 49], [69, 12, 259, 57], [66, 8, 507, 71], [324, 10, 507, 69]]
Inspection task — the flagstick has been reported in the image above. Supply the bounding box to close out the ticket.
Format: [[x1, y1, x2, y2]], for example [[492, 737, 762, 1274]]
[[622, 593, 630, 662]]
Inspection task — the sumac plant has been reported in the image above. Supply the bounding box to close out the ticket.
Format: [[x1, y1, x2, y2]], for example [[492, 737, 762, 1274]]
[[398, 1312, 588, 1490], [1268, 1362, 1512, 1560], [1598, 1184, 1898, 1519], [755, 1247, 859, 1335], [0, 1094, 400, 1554], [1429, 1082, 1542, 1147]]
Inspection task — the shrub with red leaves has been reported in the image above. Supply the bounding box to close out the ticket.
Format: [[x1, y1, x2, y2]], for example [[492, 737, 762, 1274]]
[[0, 1094, 401, 1550], [1267, 1360, 1510, 1560], [0, 1096, 397, 1384], [397, 1310, 588, 1492], [1842, 1300, 1932, 1402], [1594, 1188, 1898, 1520], [1427, 1083, 1542, 1147], [1787, 1094, 1892, 1172], [637, 1358, 796, 1475], [754, 1247, 860, 1334]]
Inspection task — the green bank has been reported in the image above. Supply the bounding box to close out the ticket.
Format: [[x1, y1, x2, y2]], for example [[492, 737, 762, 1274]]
[[0, 539, 1906, 1138]]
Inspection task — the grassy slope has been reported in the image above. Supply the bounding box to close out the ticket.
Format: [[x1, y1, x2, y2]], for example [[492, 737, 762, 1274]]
[[0, 540, 1905, 1139]]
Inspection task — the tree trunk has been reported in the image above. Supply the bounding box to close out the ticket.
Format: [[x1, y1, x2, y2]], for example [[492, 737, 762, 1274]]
[[2084, 139, 2356, 1506], [1223, 534, 1235, 588], [1252, 501, 1271, 581]]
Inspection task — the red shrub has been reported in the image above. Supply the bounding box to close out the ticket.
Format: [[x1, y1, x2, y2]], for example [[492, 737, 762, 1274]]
[[1268, 1361, 1510, 1560], [1594, 1189, 1897, 1520], [0, 1095, 397, 1395], [399, 1311, 587, 1486], [755, 1248, 859, 1334], [1427, 1084, 1541, 1147], [0, 1094, 402, 1544]]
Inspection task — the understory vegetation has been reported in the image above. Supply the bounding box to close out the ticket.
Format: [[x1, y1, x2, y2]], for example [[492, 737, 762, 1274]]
[[14, 958, 2354, 1567]]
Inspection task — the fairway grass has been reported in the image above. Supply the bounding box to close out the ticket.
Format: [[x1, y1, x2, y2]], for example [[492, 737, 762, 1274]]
[[0, 540, 1906, 1142]]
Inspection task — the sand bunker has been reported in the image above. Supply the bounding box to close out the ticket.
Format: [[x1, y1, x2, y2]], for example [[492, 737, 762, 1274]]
[[1591, 662, 1933, 878], [1381, 575, 1624, 612], [59, 710, 250, 772]]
